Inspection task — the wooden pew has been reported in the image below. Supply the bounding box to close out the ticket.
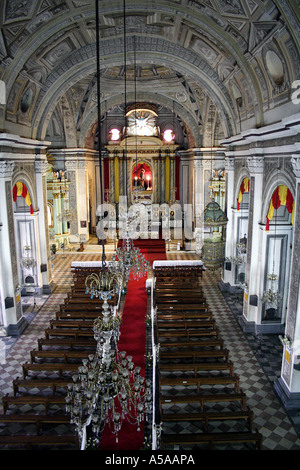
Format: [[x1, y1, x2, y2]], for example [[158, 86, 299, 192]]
[[157, 329, 219, 341], [30, 348, 93, 363], [155, 295, 206, 303], [159, 361, 234, 376], [157, 304, 209, 312], [13, 377, 70, 396], [0, 434, 79, 450], [44, 328, 94, 340], [157, 312, 213, 321], [159, 390, 247, 412], [161, 430, 263, 450], [0, 413, 72, 435], [38, 337, 96, 351], [55, 311, 104, 321], [158, 338, 224, 350], [159, 374, 240, 393], [160, 407, 254, 432], [49, 319, 95, 329], [2, 393, 67, 415], [157, 320, 216, 330], [159, 349, 229, 362], [22, 362, 81, 379], [60, 303, 104, 313]]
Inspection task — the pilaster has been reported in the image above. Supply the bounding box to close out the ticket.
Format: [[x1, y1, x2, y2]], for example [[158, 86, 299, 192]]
[[275, 155, 300, 409], [35, 159, 53, 294], [221, 156, 236, 288], [240, 156, 264, 332], [0, 161, 27, 335]]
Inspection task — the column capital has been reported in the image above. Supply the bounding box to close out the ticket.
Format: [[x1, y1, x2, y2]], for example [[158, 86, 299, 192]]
[[78, 159, 86, 170], [0, 160, 14, 178], [65, 160, 78, 171], [291, 156, 300, 179], [224, 156, 235, 171], [246, 156, 264, 174], [34, 159, 48, 174], [193, 159, 203, 169]]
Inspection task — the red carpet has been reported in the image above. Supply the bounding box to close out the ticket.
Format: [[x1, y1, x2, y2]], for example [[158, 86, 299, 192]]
[[99, 241, 166, 450]]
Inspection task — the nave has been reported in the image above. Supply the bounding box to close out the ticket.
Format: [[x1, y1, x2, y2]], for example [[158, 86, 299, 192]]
[[0, 247, 299, 451]]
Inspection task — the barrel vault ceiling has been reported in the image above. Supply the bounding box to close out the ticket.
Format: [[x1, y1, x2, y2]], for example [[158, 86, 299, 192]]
[[0, 0, 299, 149]]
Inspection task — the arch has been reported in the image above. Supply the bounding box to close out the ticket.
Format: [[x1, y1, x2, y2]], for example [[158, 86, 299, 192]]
[[12, 181, 34, 215], [31, 39, 239, 143], [2, 3, 265, 134], [265, 185, 295, 231], [79, 91, 203, 149], [237, 177, 250, 211]]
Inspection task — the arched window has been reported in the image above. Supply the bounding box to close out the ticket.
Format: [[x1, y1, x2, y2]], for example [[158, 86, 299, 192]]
[[266, 185, 294, 231]]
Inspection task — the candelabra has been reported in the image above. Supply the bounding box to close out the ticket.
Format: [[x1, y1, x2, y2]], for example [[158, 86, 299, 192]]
[[20, 245, 36, 269], [262, 273, 281, 306], [65, 338, 152, 445]]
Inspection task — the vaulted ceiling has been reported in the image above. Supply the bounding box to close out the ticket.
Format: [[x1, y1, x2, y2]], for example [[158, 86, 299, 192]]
[[0, 0, 299, 149]]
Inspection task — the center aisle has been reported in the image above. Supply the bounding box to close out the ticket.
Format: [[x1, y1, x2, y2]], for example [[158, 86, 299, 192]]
[[99, 241, 167, 450]]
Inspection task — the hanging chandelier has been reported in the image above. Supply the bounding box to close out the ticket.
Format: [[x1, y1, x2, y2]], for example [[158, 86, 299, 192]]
[[110, 214, 150, 286], [262, 273, 281, 306], [20, 245, 37, 270], [65, 336, 152, 444], [66, 260, 152, 446], [66, 0, 152, 449]]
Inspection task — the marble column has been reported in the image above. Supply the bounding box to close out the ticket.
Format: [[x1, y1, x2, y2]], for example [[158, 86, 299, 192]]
[[35, 159, 53, 294], [221, 156, 236, 288], [240, 156, 264, 333], [274, 156, 300, 409], [77, 159, 88, 242], [65, 160, 79, 243], [0, 161, 27, 335]]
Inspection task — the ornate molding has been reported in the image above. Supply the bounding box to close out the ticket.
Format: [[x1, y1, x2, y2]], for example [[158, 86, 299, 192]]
[[77, 160, 86, 170], [34, 160, 48, 174], [291, 156, 300, 179], [65, 160, 78, 171], [0, 161, 15, 178], [246, 156, 264, 174], [193, 159, 203, 169], [224, 156, 234, 171]]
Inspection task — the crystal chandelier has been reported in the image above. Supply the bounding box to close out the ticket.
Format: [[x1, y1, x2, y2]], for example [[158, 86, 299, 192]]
[[20, 245, 36, 269], [262, 273, 281, 306], [65, 339, 152, 445], [110, 234, 150, 286], [65, 0, 152, 449]]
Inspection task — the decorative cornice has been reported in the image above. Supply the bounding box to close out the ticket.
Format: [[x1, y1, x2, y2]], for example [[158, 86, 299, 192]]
[[246, 156, 264, 174], [0, 160, 15, 178]]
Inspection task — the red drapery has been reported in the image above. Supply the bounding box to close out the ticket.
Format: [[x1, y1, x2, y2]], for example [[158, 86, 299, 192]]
[[12, 182, 34, 215]]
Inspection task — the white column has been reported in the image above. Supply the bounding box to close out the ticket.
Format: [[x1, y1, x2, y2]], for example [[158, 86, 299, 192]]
[[77, 159, 89, 242], [193, 157, 204, 225], [274, 156, 300, 408], [0, 161, 27, 335], [35, 159, 53, 294], [241, 156, 264, 331], [222, 156, 236, 286], [65, 159, 80, 243]]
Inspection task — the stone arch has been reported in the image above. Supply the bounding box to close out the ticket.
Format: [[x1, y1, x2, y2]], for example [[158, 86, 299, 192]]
[[31, 39, 239, 143], [78, 91, 203, 149]]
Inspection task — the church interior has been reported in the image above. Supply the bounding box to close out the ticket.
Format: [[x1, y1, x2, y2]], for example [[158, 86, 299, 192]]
[[0, 0, 300, 452]]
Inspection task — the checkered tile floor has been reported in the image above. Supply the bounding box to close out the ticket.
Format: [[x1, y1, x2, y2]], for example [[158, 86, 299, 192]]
[[0, 249, 300, 450]]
